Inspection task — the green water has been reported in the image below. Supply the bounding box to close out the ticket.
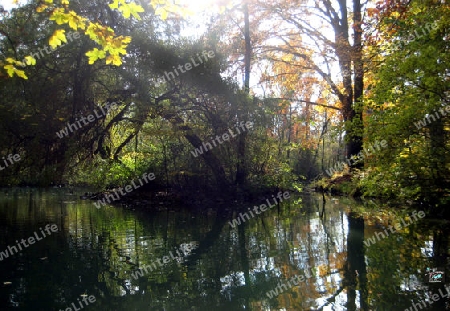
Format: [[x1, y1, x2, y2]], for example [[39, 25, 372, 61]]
[[0, 188, 448, 310]]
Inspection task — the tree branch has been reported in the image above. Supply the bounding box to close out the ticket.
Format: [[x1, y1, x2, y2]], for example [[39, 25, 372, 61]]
[[269, 97, 340, 110]]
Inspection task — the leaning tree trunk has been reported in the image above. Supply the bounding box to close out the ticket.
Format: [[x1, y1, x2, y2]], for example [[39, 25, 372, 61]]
[[161, 109, 231, 191]]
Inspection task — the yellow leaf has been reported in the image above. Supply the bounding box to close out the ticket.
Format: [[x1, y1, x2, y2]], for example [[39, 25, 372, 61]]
[[24, 56, 36, 66], [127, 2, 144, 19], [3, 65, 28, 79], [119, 5, 131, 18], [16, 69, 28, 79], [68, 19, 77, 30], [5, 58, 25, 67], [109, 0, 120, 10], [66, 12, 87, 30], [106, 55, 122, 66], [61, 0, 70, 4], [4, 65, 15, 77], [155, 7, 168, 20], [36, 4, 48, 12], [67, 11, 82, 30], [49, 29, 67, 49], [85, 48, 106, 64], [49, 8, 69, 24], [49, 36, 60, 49]]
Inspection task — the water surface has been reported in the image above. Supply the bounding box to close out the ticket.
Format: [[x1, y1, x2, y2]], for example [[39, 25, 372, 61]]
[[0, 188, 448, 310]]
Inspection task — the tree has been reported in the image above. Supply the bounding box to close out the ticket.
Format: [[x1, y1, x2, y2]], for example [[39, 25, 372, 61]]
[[1, 0, 188, 79], [255, 0, 365, 163], [0, 1, 143, 185], [362, 0, 450, 205]]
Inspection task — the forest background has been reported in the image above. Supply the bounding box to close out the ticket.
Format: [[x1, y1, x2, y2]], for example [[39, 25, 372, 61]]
[[0, 0, 449, 209]]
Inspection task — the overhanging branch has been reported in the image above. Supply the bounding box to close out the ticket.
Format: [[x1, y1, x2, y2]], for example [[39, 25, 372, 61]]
[[269, 97, 340, 110]]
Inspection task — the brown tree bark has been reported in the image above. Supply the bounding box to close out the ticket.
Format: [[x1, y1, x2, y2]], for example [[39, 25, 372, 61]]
[[330, 0, 363, 160]]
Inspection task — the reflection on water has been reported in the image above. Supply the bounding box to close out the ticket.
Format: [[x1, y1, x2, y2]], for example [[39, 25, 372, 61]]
[[0, 188, 448, 310]]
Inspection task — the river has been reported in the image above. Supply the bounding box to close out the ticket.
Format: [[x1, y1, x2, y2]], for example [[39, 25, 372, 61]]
[[0, 188, 448, 310]]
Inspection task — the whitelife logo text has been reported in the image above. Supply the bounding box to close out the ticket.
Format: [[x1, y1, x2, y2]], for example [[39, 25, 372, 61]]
[[59, 294, 96, 311], [228, 191, 290, 228], [325, 139, 388, 177], [93, 172, 155, 209], [56, 102, 117, 138], [154, 50, 215, 87], [0, 153, 21, 171], [364, 210, 425, 247], [0, 224, 58, 261], [191, 121, 253, 158], [266, 269, 314, 299], [131, 242, 198, 279]]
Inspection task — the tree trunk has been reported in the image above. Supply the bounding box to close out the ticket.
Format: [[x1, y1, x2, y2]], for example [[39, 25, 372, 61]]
[[235, 2, 251, 186], [350, 0, 364, 160], [162, 110, 231, 191], [332, 0, 363, 161]]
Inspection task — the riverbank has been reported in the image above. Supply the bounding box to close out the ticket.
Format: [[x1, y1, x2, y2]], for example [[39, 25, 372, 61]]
[[310, 169, 450, 218], [75, 180, 298, 213]]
